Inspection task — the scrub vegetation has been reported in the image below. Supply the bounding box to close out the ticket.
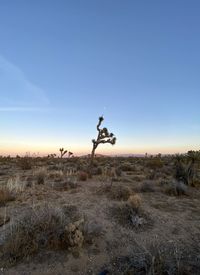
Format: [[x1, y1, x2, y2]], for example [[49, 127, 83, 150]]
[[0, 149, 200, 274]]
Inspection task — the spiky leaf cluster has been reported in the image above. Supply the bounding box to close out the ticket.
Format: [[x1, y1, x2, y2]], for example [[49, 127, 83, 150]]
[[92, 116, 116, 150], [59, 148, 68, 158]]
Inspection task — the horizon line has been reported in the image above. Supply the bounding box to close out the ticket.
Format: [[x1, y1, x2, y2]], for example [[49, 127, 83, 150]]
[[0, 151, 195, 158]]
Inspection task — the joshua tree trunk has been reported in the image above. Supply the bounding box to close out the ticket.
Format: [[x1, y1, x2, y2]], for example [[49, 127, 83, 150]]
[[90, 116, 116, 168], [90, 146, 96, 166]]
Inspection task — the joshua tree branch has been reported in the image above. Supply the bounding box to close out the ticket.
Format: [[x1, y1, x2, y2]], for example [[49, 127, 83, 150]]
[[90, 116, 116, 166]]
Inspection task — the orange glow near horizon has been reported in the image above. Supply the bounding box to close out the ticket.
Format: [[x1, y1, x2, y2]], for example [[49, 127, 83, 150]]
[[1, 142, 199, 157]]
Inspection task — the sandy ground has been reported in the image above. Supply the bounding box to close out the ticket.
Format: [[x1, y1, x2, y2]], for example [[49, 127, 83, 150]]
[[0, 159, 200, 274]]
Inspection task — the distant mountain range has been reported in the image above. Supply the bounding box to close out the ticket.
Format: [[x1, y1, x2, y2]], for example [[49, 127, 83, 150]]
[[80, 153, 146, 158]]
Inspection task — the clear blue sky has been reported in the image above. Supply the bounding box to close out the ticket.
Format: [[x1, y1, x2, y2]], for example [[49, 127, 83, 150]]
[[0, 0, 200, 156]]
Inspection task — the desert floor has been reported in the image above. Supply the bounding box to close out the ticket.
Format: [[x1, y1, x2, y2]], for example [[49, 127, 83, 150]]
[[0, 156, 200, 275]]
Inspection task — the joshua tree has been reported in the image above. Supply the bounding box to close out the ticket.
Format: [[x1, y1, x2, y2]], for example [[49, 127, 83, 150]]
[[47, 153, 56, 159], [90, 116, 116, 166], [59, 148, 68, 158], [68, 151, 73, 158]]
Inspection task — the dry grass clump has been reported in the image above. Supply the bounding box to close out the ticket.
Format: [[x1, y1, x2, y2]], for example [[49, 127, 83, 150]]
[[1, 203, 85, 265], [7, 176, 26, 193], [140, 181, 156, 192], [78, 171, 88, 181], [0, 176, 26, 206], [165, 181, 188, 196]]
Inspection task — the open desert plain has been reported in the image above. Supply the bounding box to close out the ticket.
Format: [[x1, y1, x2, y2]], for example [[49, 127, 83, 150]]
[[0, 152, 200, 275]]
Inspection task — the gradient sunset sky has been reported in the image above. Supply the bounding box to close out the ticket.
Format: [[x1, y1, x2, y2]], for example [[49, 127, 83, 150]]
[[0, 1, 200, 156]]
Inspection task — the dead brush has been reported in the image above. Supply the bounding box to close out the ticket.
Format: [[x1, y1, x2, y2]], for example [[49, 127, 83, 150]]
[[34, 167, 47, 184], [0, 203, 85, 265], [128, 194, 142, 214]]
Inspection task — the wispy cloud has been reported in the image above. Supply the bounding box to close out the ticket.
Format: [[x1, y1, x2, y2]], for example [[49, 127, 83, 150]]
[[0, 55, 50, 110]]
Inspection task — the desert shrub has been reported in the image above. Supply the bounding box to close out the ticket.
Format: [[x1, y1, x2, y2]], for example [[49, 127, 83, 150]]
[[17, 157, 32, 170], [128, 194, 142, 213], [83, 219, 103, 244], [161, 165, 173, 176], [112, 185, 132, 200], [48, 170, 64, 181], [103, 245, 200, 275], [0, 187, 15, 206], [1, 204, 84, 265], [78, 171, 88, 181], [91, 167, 103, 175], [62, 204, 80, 221], [52, 177, 78, 191], [109, 202, 153, 231], [146, 159, 163, 169], [34, 167, 47, 184], [52, 181, 70, 191], [140, 181, 155, 192], [96, 167, 103, 175], [100, 185, 133, 201], [91, 160, 99, 168], [146, 170, 165, 180], [165, 181, 188, 196], [120, 163, 134, 172]]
